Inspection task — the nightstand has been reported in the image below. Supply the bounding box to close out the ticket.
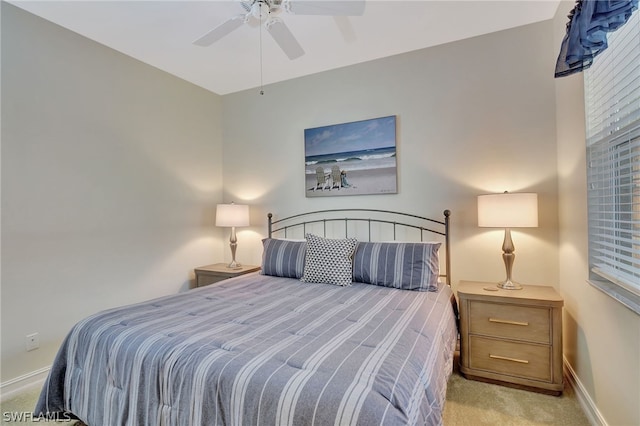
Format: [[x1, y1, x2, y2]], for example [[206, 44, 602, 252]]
[[194, 263, 260, 287], [457, 280, 564, 395]]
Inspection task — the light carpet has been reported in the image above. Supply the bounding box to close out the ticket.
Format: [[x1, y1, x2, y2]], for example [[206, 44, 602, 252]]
[[443, 371, 590, 425]]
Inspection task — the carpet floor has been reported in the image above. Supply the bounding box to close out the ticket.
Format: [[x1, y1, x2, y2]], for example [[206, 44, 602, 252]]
[[2, 360, 591, 425]]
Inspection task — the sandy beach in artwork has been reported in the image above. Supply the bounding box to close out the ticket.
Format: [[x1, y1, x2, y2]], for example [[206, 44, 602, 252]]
[[306, 167, 397, 197]]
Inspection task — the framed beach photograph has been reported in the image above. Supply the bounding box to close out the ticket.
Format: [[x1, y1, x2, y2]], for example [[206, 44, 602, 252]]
[[304, 115, 397, 197]]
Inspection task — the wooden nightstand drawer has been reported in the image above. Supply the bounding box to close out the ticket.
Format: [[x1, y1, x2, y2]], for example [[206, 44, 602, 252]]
[[470, 301, 551, 344], [469, 336, 551, 382]]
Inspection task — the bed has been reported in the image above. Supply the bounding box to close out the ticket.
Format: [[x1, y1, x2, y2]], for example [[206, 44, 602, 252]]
[[35, 209, 457, 426]]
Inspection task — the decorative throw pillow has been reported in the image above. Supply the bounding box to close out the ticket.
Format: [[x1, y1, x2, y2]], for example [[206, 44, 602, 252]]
[[261, 238, 307, 279], [352, 241, 441, 291], [301, 234, 358, 286]]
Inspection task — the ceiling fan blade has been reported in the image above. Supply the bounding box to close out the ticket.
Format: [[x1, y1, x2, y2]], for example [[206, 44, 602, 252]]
[[286, 0, 366, 16], [193, 14, 245, 46], [265, 18, 305, 60]]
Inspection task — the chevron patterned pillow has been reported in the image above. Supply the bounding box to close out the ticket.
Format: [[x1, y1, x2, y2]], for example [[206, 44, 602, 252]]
[[301, 234, 358, 286]]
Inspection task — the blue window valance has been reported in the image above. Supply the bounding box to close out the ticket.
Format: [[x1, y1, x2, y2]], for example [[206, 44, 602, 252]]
[[555, 0, 638, 78]]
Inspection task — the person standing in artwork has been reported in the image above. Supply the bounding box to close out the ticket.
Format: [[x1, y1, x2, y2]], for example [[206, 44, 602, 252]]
[[341, 170, 353, 188]]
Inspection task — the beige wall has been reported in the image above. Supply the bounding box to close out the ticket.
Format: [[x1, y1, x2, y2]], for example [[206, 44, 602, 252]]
[[1, 3, 225, 382], [553, 2, 640, 426], [222, 20, 560, 293]]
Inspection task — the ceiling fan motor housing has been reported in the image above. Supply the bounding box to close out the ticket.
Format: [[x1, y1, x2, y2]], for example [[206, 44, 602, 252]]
[[251, 1, 274, 20]]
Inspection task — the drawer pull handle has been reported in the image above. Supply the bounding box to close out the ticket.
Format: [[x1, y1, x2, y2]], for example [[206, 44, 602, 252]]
[[489, 318, 529, 326], [489, 354, 529, 364]]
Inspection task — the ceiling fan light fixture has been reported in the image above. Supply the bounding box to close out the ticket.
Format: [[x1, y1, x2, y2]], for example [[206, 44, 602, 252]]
[[251, 1, 271, 20]]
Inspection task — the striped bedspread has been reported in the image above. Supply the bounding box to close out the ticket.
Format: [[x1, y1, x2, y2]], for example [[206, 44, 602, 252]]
[[35, 273, 458, 426]]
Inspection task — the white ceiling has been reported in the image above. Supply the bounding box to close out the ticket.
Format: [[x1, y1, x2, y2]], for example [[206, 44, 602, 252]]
[[9, 0, 561, 95]]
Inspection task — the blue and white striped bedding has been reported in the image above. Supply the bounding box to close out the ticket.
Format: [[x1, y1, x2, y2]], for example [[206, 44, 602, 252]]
[[35, 273, 458, 425]]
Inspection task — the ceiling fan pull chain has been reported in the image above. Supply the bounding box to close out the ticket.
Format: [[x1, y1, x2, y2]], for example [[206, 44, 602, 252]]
[[259, 3, 265, 95]]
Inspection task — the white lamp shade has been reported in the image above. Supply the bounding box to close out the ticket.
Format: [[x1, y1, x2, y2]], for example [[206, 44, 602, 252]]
[[477, 193, 538, 228], [215, 203, 250, 227]]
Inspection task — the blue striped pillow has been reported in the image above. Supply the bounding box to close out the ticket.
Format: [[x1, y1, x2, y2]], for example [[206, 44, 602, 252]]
[[261, 238, 306, 279], [352, 242, 441, 291]]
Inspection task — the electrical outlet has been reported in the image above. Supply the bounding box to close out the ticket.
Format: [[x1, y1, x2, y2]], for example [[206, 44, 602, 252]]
[[26, 333, 39, 351]]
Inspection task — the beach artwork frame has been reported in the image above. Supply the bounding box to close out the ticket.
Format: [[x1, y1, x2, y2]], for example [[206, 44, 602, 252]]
[[304, 115, 397, 197]]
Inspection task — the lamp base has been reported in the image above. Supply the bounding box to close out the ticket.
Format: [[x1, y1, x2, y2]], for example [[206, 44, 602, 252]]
[[497, 279, 523, 290], [227, 260, 242, 270]]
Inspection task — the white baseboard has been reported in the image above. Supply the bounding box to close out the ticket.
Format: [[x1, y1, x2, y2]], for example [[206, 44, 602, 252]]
[[0, 366, 50, 403], [564, 357, 607, 426]]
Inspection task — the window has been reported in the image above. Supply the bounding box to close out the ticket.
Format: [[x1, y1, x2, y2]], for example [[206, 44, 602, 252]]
[[584, 11, 640, 314]]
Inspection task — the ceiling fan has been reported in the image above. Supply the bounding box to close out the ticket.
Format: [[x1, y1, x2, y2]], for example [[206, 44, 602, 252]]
[[193, 0, 366, 60]]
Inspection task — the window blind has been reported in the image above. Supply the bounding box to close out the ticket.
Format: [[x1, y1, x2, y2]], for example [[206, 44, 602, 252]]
[[585, 11, 640, 296]]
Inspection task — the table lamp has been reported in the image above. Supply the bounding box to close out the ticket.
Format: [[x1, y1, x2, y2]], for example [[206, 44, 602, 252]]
[[477, 192, 538, 290], [215, 202, 250, 269]]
